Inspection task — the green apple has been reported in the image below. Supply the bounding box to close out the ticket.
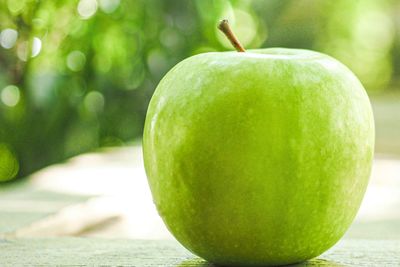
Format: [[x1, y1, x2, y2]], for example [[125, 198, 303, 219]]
[[143, 21, 374, 266]]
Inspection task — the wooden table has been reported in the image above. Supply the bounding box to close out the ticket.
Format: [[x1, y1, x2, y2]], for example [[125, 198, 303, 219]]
[[0, 147, 399, 266]]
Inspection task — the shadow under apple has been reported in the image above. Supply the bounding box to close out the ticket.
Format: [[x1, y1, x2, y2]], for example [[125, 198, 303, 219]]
[[177, 258, 345, 267]]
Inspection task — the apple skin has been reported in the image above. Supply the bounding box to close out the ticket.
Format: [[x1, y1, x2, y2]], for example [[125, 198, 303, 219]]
[[143, 48, 374, 266]]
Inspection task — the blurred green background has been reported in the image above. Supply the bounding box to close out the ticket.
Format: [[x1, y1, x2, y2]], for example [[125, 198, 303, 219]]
[[0, 0, 399, 182]]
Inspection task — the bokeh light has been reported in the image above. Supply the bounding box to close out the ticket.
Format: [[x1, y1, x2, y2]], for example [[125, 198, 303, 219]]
[[7, 0, 26, 14], [84, 91, 105, 114], [0, 143, 19, 182], [31, 37, 42, 58], [98, 0, 120, 14], [77, 0, 98, 19], [0, 29, 18, 49], [1, 85, 20, 107], [67, 50, 86, 72]]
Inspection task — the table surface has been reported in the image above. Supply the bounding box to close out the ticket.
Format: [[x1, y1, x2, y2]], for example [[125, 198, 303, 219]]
[[0, 146, 399, 266], [0, 238, 399, 266]]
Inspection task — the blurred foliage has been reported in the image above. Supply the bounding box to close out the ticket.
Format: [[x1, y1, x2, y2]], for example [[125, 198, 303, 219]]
[[0, 0, 399, 181]]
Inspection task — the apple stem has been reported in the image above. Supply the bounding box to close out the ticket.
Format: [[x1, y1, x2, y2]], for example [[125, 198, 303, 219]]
[[218, 19, 246, 52]]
